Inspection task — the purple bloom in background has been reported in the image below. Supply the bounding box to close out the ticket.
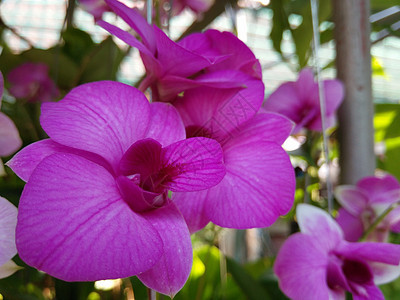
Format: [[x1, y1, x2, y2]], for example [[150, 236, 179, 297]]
[[7, 81, 225, 296], [171, 86, 295, 231], [274, 204, 400, 300], [0, 71, 22, 167], [8, 62, 59, 103], [79, 0, 112, 20], [263, 68, 344, 133], [99, 0, 263, 102], [0, 196, 20, 279], [335, 174, 400, 242]]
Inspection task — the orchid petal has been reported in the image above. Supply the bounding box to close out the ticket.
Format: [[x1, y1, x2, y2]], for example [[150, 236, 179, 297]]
[[162, 137, 226, 192], [7, 139, 110, 182], [274, 233, 330, 300], [335, 208, 364, 242], [0, 260, 22, 279], [105, 0, 156, 53], [119, 138, 162, 179], [222, 112, 293, 148], [358, 175, 400, 204], [203, 141, 294, 228], [137, 202, 192, 297], [337, 242, 400, 266], [145, 102, 186, 147], [322, 79, 345, 115], [153, 27, 212, 78], [97, 20, 156, 59], [297, 204, 344, 251], [351, 283, 384, 300], [0, 113, 22, 157], [173, 190, 210, 233], [17, 153, 163, 281], [370, 261, 400, 285], [0, 197, 17, 266], [335, 186, 369, 216], [40, 81, 150, 168]]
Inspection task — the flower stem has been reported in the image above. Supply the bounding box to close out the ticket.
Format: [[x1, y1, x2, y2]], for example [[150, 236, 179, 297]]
[[360, 201, 400, 241]]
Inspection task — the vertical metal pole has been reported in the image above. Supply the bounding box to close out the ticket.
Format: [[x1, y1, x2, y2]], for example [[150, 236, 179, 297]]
[[332, 0, 375, 184]]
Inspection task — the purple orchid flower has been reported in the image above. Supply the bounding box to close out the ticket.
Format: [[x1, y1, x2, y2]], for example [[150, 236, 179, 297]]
[[0, 71, 22, 160], [79, 0, 112, 20], [7, 81, 226, 296], [98, 0, 263, 103], [335, 174, 400, 243], [0, 196, 20, 279], [170, 86, 295, 231], [263, 68, 344, 133], [8, 62, 59, 103], [274, 204, 400, 300]]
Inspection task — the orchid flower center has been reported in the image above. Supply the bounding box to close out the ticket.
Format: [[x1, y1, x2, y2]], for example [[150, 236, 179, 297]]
[[185, 125, 213, 139], [116, 138, 179, 212], [327, 254, 373, 295]]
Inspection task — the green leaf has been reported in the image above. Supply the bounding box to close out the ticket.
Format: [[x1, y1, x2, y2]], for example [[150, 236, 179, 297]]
[[269, 0, 290, 56], [226, 257, 271, 300], [61, 27, 95, 64], [79, 37, 125, 83]]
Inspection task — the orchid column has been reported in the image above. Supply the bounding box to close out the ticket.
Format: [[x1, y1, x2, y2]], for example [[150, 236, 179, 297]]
[[333, 0, 375, 184]]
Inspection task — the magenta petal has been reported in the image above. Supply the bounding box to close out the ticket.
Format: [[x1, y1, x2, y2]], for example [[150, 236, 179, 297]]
[[297, 204, 344, 252], [153, 27, 212, 78], [222, 112, 293, 147], [358, 175, 400, 204], [137, 202, 192, 297], [274, 233, 330, 300], [337, 242, 400, 265], [352, 283, 384, 300], [7, 139, 111, 182], [173, 189, 210, 233], [336, 208, 364, 242], [162, 137, 226, 191], [145, 102, 186, 147], [203, 141, 294, 228], [0, 197, 17, 266], [335, 186, 368, 216], [40, 81, 150, 168], [98, 20, 156, 59], [17, 153, 163, 281], [105, 0, 156, 53], [119, 138, 162, 179], [0, 113, 22, 157]]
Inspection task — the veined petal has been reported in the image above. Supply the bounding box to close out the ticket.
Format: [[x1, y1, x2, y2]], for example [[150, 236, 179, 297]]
[[172, 190, 210, 233], [17, 153, 162, 281], [105, 0, 156, 53], [40, 81, 150, 168], [337, 242, 400, 266], [97, 20, 156, 59], [335, 208, 364, 242], [154, 27, 212, 78], [7, 139, 111, 182], [297, 204, 344, 251], [221, 112, 294, 148], [137, 202, 192, 297], [145, 102, 185, 147], [0, 113, 22, 157], [274, 233, 330, 300], [203, 140, 294, 228], [0, 197, 17, 266], [334, 186, 369, 216], [370, 261, 400, 285], [162, 137, 226, 192]]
